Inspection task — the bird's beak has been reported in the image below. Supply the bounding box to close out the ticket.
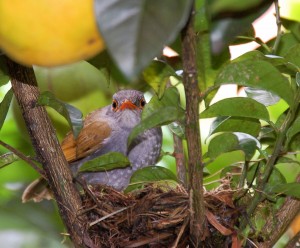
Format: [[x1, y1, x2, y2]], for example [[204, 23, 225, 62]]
[[119, 99, 139, 111]]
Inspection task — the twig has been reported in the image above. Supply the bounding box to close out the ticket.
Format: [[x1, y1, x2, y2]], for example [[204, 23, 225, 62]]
[[89, 206, 129, 227], [173, 131, 187, 187], [171, 216, 189, 248], [0, 139, 45, 177], [272, 0, 282, 54]]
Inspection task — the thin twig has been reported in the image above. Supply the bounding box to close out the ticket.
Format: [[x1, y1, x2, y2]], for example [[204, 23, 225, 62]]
[[272, 0, 282, 54], [172, 216, 189, 248], [0, 139, 45, 177], [89, 206, 129, 227], [173, 130, 187, 187]]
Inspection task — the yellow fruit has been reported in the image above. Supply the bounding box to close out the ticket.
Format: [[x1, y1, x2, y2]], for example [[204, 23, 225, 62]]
[[0, 0, 104, 67]]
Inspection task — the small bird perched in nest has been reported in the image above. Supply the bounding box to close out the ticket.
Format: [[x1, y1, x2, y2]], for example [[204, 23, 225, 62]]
[[22, 89, 162, 202]]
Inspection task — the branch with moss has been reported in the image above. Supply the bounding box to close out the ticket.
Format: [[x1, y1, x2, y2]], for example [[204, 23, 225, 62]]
[[5, 58, 95, 248]]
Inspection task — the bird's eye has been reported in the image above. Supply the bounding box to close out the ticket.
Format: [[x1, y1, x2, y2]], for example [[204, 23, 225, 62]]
[[140, 99, 146, 108], [112, 100, 118, 110]]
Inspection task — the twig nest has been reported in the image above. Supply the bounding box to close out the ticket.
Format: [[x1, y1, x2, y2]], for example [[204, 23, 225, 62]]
[[81, 181, 239, 247]]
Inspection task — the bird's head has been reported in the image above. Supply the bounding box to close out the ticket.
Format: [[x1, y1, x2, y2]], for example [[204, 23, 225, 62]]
[[110, 90, 146, 128]]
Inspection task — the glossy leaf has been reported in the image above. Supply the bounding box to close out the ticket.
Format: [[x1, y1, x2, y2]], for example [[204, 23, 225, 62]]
[[209, 116, 261, 138], [235, 132, 260, 160], [79, 152, 130, 172], [201, 97, 270, 121], [143, 60, 177, 98], [0, 88, 13, 130], [245, 87, 280, 106], [208, 133, 239, 159], [215, 60, 294, 106], [38, 91, 83, 138], [0, 153, 19, 169], [95, 0, 193, 78]]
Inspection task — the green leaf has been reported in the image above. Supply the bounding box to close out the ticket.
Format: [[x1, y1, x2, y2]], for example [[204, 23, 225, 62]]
[[37, 91, 83, 138], [0, 56, 9, 86], [286, 115, 300, 145], [233, 50, 299, 75], [129, 106, 184, 145], [94, 0, 193, 78], [126, 166, 178, 192], [168, 122, 185, 139], [215, 60, 294, 106], [201, 97, 270, 121], [281, 18, 300, 41], [79, 152, 130, 172], [235, 132, 260, 160], [209, 0, 265, 15], [143, 60, 177, 98], [209, 116, 261, 138], [34, 61, 111, 102], [208, 133, 239, 159], [284, 44, 300, 69], [142, 87, 183, 119], [0, 88, 13, 130], [0, 153, 19, 169], [129, 87, 185, 145], [245, 87, 280, 106], [208, 132, 259, 161], [266, 182, 300, 198], [210, 3, 270, 54]]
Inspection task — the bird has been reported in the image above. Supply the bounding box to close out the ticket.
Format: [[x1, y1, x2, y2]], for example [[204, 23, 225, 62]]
[[22, 89, 162, 202]]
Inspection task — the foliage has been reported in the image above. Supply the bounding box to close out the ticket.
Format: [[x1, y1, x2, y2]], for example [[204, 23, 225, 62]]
[[1, 0, 300, 247]]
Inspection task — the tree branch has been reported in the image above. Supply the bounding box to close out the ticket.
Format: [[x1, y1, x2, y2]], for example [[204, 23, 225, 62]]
[[181, 6, 206, 246], [5, 58, 95, 248]]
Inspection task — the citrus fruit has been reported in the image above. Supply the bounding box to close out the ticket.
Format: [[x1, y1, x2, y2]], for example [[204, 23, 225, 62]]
[[0, 0, 104, 66]]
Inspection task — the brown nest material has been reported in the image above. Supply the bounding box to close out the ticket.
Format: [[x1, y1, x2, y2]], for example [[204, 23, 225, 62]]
[[81, 180, 239, 247]]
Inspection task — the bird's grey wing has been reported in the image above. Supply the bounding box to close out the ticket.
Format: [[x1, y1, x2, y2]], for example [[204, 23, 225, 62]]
[[128, 127, 162, 169]]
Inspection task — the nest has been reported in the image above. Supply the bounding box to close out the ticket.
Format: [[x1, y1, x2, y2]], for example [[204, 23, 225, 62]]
[[81, 180, 239, 248]]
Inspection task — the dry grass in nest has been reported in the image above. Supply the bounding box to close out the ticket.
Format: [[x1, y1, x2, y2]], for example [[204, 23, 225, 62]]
[[81, 180, 239, 247]]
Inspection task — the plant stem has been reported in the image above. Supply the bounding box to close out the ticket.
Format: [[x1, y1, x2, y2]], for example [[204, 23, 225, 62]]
[[173, 131, 187, 186], [181, 6, 205, 246], [5, 58, 95, 248], [272, 0, 282, 54], [0, 139, 45, 177]]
